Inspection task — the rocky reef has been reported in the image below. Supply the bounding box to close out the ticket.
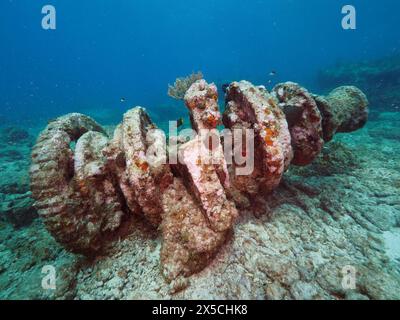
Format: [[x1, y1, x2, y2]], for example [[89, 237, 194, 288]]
[[0, 126, 36, 229], [28, 79, 371, 293], [318, 55, 400, 113]]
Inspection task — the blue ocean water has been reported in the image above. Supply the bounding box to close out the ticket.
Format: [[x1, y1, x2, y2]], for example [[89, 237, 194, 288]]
[[1, 0, 399, 127]]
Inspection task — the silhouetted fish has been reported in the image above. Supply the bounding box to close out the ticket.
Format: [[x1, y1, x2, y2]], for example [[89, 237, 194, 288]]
[[222, 83, 230, 93], [177, 118, 184, 128]]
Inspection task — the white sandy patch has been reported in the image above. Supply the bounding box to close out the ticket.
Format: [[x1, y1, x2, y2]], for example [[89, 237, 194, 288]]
[[382, 228, 400, 261]]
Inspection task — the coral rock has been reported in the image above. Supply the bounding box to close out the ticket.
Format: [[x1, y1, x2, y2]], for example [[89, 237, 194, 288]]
[[273, 82, 324, 166], [318, 55, 400, 112]]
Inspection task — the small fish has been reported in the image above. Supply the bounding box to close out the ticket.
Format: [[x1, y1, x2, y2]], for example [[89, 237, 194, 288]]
[[269, 71, 277, 76], [222, 83, 230, 93], [177, 118, 184, 128], [120, 98, 126, 103]]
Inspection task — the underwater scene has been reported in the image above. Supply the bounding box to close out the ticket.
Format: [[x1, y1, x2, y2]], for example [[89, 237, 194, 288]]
[[0, 0, 399, 301]]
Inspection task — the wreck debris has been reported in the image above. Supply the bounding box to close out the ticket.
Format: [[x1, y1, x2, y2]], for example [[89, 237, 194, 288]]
[[160, 178, 227, 283], [223, 81, 293, 214], [30, 114, 124, 254], [184, 79, 221, 132], [161, 79, 238, 283], [113, 107, 173, 227], [314, 86, 369, 142], [272, 82, 324, 166], [74, 131, 124, 234], [176, 135, 237, 233], [29, 78, 369, 283]]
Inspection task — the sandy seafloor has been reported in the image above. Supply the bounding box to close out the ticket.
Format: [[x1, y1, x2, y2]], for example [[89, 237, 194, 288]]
[[0, 112, 399, 300]]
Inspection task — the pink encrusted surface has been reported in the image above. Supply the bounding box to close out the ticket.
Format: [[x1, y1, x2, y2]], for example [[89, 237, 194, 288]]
[[29, 79, 370, 286], [184, 79, 221, 132], [224, 81, 293, 194], [160, 178, 227, 285], [176, 136, 238, 233], [118, 107, 173, 227], [272, 82, 324, 166]]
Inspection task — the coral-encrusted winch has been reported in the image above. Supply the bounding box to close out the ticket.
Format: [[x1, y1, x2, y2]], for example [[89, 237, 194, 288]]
[[30, 79, 369, 285]]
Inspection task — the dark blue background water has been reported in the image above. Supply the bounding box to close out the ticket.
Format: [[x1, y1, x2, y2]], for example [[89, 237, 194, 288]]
[[1, 0, 399, 127]]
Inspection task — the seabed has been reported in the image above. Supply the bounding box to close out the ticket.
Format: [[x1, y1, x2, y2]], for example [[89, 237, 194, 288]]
[[0, 110, 399, 300]]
